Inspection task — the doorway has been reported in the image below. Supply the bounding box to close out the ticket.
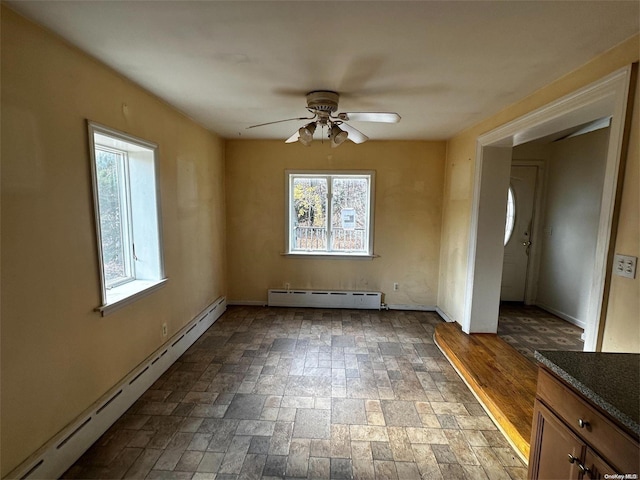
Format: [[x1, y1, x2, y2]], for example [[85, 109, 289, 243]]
[[501, 164, 539, 302], [462, 66, 634, 351]]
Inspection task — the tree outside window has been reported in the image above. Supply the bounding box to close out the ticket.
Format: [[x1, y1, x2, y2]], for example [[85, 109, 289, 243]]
[[287, 172, 374, 256]]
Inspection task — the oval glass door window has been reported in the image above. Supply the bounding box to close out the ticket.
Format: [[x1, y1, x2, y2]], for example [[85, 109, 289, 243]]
[[504, 186, 515, 245]]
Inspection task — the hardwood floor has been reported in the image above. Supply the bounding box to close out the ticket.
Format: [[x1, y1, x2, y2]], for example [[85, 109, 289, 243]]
[[434, 322, 537, 463]]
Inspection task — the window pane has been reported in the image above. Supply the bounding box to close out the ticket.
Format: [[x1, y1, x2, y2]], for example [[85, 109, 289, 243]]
[[331, 177, 369, 252], [96, 148, 129, 286], [505, 186, 515, 245], [292, 177, 328, 251]]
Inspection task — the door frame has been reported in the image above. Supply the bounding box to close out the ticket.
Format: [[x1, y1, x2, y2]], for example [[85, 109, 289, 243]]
[[462, 65, 634, 351]]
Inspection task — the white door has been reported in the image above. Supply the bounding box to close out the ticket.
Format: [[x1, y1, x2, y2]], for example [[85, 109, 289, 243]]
[[501, 165, 538, 301]]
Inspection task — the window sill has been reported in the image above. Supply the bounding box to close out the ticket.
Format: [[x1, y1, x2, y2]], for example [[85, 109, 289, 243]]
[[97, 278, 168, 316], [282, 252, 378, 260]]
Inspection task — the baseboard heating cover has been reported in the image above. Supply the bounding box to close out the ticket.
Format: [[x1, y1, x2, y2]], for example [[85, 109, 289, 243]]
[[268, 289, 382, 309], [6, 296, 227, 480]]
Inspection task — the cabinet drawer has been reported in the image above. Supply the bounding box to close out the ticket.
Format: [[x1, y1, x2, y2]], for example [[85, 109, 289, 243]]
[[536, 368, 638, 473]]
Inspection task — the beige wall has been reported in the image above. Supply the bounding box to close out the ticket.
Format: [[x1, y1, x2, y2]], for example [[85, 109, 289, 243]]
[[602, 71, 640, 351], [439, 34, 639, 351], [2, 5, 637, 477], [1, 8, 226, 475], [225, 140, 445, 307], [536, 129, 610, 326]]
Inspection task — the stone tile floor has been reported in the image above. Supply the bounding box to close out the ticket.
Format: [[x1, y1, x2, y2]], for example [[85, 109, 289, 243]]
[[62, 306, 527, 479]]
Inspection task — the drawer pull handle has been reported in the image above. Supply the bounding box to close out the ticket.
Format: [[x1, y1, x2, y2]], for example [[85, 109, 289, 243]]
[[578, 418, 589, 429], [568, 454, 578, 463], [578, 463, 590, 474]]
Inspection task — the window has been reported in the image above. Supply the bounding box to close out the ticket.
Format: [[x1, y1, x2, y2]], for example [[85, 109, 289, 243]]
[[286, 171, 374, 256], [504, 185, 515, 246], [88, 122, 165, 314]]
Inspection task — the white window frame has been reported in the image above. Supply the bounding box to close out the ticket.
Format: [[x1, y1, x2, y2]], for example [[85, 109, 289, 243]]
[[88, 122, 166, 315], [285, 170, 375, 258], [94, 145, 136, 288]]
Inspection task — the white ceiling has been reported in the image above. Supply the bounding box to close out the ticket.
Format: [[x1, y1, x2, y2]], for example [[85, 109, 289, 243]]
[[7, 1, 639, 141]]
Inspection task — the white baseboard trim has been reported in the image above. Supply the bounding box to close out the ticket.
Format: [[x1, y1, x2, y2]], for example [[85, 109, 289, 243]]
[[386, 304, 436, 312], [6, 296, 227, 480], [229, 301, 438, 312], [435, 307, 456, 323], [535, 302, 586, 329], [227, 300, 267, 307]]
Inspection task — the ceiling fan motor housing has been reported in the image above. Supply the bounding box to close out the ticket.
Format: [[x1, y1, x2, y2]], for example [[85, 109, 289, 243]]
[[306, 91, 339, 113]]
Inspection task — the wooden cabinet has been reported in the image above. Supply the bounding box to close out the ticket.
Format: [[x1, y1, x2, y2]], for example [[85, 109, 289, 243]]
[[581, 448, 618, 480], [528, 367, 639, 479], [529, 401, 586, 479]]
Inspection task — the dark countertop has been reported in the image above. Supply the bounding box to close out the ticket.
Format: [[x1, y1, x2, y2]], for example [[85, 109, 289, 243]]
[[535, 350, 640, 437]]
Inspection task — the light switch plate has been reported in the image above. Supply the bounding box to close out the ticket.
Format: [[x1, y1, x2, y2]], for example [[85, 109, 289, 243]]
[[614, 254, 637, 279]]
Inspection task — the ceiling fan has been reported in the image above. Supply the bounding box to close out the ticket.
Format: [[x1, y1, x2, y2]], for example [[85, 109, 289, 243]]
[[247, 90, 401, 147]]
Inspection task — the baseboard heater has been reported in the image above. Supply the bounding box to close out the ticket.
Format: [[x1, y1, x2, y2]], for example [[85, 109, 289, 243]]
[[268, 289, 382, 310], [7, 296, 227, 480]]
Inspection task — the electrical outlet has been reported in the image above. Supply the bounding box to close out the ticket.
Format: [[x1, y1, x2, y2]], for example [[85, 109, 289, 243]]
[[284, 282, 290, 291], [162, 323, 168, 337], [614, 254, 637, 279], [393, 282, 399, 291]]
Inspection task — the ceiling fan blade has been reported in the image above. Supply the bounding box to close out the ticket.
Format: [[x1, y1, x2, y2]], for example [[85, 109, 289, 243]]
[[285, 131, 300, 143], [246, 116, 314, 129], [337, 112, 401, 123], [339, 123, 369, 144]]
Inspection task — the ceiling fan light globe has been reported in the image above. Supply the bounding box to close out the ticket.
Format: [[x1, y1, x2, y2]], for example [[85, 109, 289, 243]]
[[335, 131, 348, 144], [298, 122, 316, 145], [330, 125, 349, 148]]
